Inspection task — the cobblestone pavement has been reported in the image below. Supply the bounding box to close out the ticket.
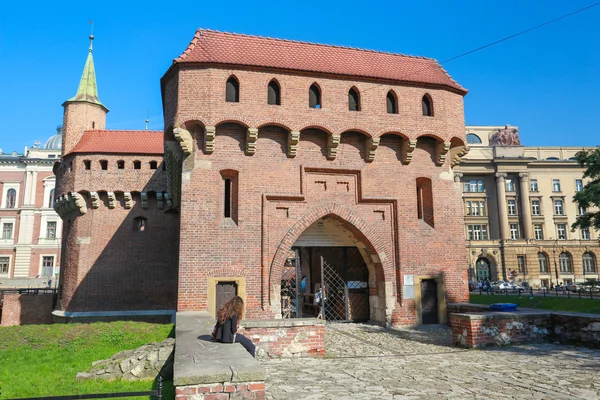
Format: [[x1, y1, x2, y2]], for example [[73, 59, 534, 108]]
[[263, 323, 600, 400]]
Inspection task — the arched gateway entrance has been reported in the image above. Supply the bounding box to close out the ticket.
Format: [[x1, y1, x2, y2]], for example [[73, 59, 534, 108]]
[[276, 216, 384, 323]]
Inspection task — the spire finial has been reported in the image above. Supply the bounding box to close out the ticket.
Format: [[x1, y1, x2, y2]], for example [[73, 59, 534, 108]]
[[88, 20, 94, 52], [145, 110, 149, 130]]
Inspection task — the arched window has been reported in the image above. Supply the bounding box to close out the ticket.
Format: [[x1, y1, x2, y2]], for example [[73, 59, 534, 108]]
[[6, 189, 16, 208], [117, 160, 125, 169], [267, 79, 281, 105], [225, 76, 239, 102], [422, 94, 433, 117], [309, 83, 321, 109], [559, 252, 572, 273], [149, 161, 158, 170], [133, 216, 147, 232], [466, 133, 482, 144], [583, 252, 596, 273], [133, 160, 141, 170], [348, 87, 360, 111], [538, 252, 549, 273], [386, 91, 398, 114], [48, 189, 55, 208], [416, 177, 434, 227]]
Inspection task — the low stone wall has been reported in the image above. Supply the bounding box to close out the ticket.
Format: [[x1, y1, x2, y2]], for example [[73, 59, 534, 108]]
[[240, 318, 325, 359], [1, 293, 55, 326], [450, 311, 552, 348], [551, 313, 600, 348], [176, 382, 265, 399], [447, 302, 490, 315]]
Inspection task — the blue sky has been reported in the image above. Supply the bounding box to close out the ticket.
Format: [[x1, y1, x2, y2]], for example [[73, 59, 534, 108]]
[[0, 0, 598, 152]]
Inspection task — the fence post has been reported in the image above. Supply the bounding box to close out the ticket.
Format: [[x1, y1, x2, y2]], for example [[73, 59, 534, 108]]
[[567, 288, 570, 299], [157, 375, 163, 400]]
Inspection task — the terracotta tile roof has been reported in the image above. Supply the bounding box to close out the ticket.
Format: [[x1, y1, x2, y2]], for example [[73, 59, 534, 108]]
[[173, 29, 466, 94], [69, 130, 163, 155]]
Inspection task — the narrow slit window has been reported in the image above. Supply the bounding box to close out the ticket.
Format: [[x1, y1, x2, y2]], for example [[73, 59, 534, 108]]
[[224, 179, 232, 218], [309, 84, 321, 109], [84, 160, 91, 170], [386, 91, 397, 114], [416, 177, 434, 227], [348, 88, 360, 111], [226, 76, 239, 102], [268, 80, 281, 105], [422, 94, 433, 116]]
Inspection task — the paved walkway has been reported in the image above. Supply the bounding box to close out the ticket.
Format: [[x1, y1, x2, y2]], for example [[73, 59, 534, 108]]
[[263, 323, 600, 400]]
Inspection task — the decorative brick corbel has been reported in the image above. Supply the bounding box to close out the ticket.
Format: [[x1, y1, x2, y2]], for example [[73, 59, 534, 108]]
[[453, 172, 463, 183], [107, 192, 116, 209], [327, 134, 341, 160], [140, 192, 148, 209], [245, 128, 259, 155], [365, 137, 380, 162], [123, 192, 133, 209], [205, 126, 216, 154], [71, 192, 87, 215], [436, 141, 451, 166], [89, 192, 100, 209], [451, 145, 470, 167], [173, 127, 193, 155], [164, 192, 173, 207], [401, 139, 417, 164], [288, 131, 300, 157], [156, 192, 165, 209]]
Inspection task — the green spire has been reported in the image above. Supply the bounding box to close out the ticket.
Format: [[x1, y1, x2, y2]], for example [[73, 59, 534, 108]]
[[66, 35, 108, 111]]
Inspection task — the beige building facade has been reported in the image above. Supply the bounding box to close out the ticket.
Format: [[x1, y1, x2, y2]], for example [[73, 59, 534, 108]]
[[457, 126, 599, 288]]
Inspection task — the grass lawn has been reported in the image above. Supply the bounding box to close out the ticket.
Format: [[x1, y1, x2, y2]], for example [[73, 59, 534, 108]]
[[0, 321, 174, 399], [470, 294, 600, 314]]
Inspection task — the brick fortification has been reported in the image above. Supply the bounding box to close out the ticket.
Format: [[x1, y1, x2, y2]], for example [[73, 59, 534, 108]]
[[53, 29, 470, 325]]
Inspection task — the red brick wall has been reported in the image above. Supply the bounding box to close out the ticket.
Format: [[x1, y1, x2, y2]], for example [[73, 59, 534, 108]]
[[240, 324, 325, 358], [175, 382, 265, 400], [62, 102, 107, 155], [167, 65, 468, 324], [1, 293, 55, 326]]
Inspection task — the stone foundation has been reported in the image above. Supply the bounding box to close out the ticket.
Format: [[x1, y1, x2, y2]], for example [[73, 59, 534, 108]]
[[240, 318, 325, 359], [175, 382, 265, 400], [551, 312, 600, 348], [1, 293, 55, 326]]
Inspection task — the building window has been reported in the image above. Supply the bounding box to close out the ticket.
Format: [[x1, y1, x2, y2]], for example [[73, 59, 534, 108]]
[[0, 256, 8, 274], [578, 206, 586, 215], [464, 180, 485, 193], [225, 76, 239, 102], [534, 224, 544, 240], [582, 227, 590, 240], [386, 91, 398, 114], [505, 179, 515, 192], [538, 253, 549, 273], [83, 160, 91, 170], [510, 223, 519, 240], [348, 87, 360, 111], [41, 256, 54, 277], [149, 161, 158, 170], [416, 177, 434, 227], [531, 200, 541, 216], [422, 94, 433, 116], [134, 216, 147, 232], [517, 255, 527, 274], [467, 224, 488, 240], [99, 160, 108, 170], [554, 200, 563, 215], [552, 179, 561, 192], [133, 160, 141, 170], [559, 252, 572, 273], [221, 170, 239, 223], [46, 221, 57, 239], [557, 224, 567, 240], [117, 160, 125, 169], [309, 83, 321, 109], [2, 223, 13, 239], [6, 189, 16, 208], [48, 189, 55, 208], [575, 179, 583, 192], [507, 199, 517, 215], [466, 200, 486, 216], [530, 179, 538, 192], [466, 133, 482, 144], [267, 79, 281, 105], [583, 252, 596, 273]]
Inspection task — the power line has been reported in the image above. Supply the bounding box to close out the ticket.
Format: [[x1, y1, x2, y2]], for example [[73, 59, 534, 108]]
[[440, 1, 600, 64]]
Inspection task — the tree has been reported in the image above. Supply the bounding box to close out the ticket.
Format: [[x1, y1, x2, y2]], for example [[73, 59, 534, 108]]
[[572, 148, 600, 238]]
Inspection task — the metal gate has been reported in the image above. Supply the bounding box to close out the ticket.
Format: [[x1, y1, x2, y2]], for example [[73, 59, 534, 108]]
[[320, 248, 369, 322], [281, 249, 301, 318]]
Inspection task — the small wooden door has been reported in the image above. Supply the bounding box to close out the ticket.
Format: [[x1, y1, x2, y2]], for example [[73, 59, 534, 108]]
[[420, 279, 439, 324], [216, 282, 237, 312]]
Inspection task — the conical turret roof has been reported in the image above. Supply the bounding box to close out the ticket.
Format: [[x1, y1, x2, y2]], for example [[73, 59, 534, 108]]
[[65, 35, 108, 112]]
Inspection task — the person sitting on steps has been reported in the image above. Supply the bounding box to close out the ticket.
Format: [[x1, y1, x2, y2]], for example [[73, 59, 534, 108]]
[[211, 296, 256, 357]]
